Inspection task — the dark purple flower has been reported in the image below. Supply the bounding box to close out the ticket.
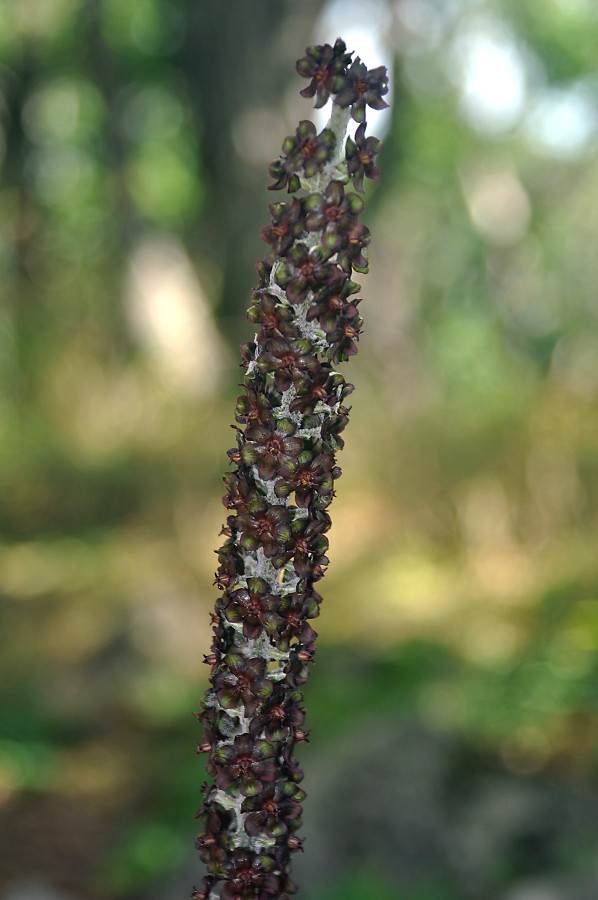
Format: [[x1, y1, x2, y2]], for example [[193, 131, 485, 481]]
[[220, 849, 279, 900], [242, 418, 303, 480], [287, 835, 304, 853], [304, 181, 364, 252], [275, 590, 319, 649], [242, 782, 304, 838], [255, 255, 274, 288], [214, 539, 243, 592], [247, 293, 296, 342], [268, 120, 336, 192], [249, 687, 306, 743], [345, 122, 382, 192], [337, 221, 370, 274], [274, 452, 339, 509], [222, 471, 257, 512], [195, 806, 231, 869], [335, 61, 389, 123], [329, 308, 363, 363], [296, 38, 353, 108], [212, 655, 273, 717], [275, 243, 338, 305], [321, 407, 350, 451], [234, 499, 291, 558], [258, 338, 320, 392], [223, 577, 280, 639], [239, 339, 257, 370], [235, 386, 277, 428], [306, 271, 360, 335], [259, 198, 305, 257], [289, 369, 354, 416], [285, 646, 313, 688], [275, 514, 330, 576], [210, 732, 277, 796]]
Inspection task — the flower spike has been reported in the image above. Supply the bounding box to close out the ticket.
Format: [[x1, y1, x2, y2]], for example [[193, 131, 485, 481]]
[[195, 37, 388, 899]]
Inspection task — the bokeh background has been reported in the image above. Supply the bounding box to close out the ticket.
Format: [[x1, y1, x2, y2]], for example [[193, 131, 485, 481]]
[[1, 0, 598, 898]]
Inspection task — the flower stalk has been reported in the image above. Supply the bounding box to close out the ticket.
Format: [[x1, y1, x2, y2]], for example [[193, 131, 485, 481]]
[[194, 38, 387, 900]]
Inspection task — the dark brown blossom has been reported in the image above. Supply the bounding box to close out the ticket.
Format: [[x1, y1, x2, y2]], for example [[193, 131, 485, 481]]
[[234, 386, 277, 428], [268, 120, 336, 192], [221, 471, 256, 511], [345, 122, 382, 192], [259, 199, 305, 257], [289, 369, 354, 415], [212, 655, 273, 717], [242, 418, 303, 480], [296, 38, 353, 107], [242, 782, 304, 838], [275, 243, 338, 305], [249, 687, 306, 743], [335, 60, 389, 123], [275, 513, 330, 576], [247, 293, 296, 343], [220, 849, 279, 900], [195, 807, 231, 869], [307, 271, 360, 335], [329, 306, 363, 363], [304, 180, 364, 252], [214, 539, 243, 591], [275, 590, 319, 649], [274, 452, 339, 509], [223, 577, 280, 639], [321, 407, 351, 451], [234, 499, 291, 558], [337, 221, 370, 274], [257, 338, 320, 392], [210, 733, 277, 796]]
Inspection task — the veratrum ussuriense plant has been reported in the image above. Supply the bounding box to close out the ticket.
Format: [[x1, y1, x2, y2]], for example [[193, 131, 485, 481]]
[[193, 39, 388, 900]]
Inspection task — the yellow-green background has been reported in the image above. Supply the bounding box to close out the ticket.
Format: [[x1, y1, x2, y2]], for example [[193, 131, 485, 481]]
[[1, 1, 597, 898]]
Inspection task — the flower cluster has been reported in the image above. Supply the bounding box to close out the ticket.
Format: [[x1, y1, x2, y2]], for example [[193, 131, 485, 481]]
[[195, 38, 386, 900], [268, 37, 386, 195]]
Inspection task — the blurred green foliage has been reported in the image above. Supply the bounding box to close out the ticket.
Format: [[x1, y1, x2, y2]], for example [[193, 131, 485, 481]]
[[1, 0, 597, 898]]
